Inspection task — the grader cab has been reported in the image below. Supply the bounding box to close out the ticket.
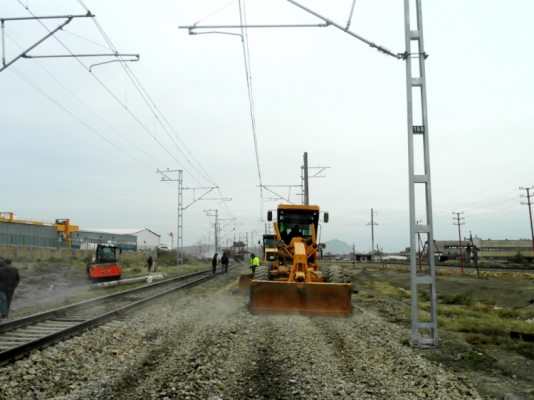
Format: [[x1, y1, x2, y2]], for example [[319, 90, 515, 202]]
[[244, 204, 352, 317]]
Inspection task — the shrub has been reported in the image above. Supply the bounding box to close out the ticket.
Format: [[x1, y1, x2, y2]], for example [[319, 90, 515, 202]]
[[24, 277, 41, 285], [418, 290, 430, 301], [439, 293, 474, 306], [509, 252, 526, 264], [465, 333, 492, 345]]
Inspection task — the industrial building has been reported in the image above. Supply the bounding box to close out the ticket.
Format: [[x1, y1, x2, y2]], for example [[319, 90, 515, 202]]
[[0, 213, 161, 253], [435, 238, 534, 261], [70, 230, 137, 252], [0, 220, 58, 248], [87, 229, 161, 251]]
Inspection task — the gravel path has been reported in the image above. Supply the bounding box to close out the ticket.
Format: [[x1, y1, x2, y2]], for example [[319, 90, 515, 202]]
[[0, 266, 485, 399]]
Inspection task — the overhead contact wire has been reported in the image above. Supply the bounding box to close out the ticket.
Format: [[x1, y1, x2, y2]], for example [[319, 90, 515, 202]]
[[3, 32, 167, 169], [9, 67, 153, 170], [88, 15, 223, 194], [238, 0, 264, 221], [15, 2, 180, 166]]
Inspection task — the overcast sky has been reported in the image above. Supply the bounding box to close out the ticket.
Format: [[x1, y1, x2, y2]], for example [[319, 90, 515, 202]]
[[1, 1, 533, 254]]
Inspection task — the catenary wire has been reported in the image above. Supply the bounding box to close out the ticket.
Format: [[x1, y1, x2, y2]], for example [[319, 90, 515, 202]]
[[9, 66, 154, 171], [14, 2, 182, 167], [238, 0, 265, 221], [18, 1, 234, 222], [194, 0, 238, 26], [4, 31, 167, 170], [86, 14, 230, 202]]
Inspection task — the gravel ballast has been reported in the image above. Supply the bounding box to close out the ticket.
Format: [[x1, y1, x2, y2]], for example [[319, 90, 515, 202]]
[[0, 266, 484, 399]]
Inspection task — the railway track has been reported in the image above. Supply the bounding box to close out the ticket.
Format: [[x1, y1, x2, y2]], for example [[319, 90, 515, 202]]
[[0, 268, 229, 366]]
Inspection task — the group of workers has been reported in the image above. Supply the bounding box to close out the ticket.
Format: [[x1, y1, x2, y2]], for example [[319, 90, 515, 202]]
[[211, 252, 230, 274], [211, 252, 261, 274], [210, 224, 304, 275]]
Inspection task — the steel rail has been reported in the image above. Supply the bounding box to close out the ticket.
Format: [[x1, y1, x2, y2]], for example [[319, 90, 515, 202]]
[[0, 268, 211, 334], [0, 268, 229, 365]]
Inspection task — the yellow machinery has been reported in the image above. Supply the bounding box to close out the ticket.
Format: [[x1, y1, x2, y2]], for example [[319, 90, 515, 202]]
[[261, 234, 277, 262], [240, 204, 352, 317], [0, 212, 79, 248]]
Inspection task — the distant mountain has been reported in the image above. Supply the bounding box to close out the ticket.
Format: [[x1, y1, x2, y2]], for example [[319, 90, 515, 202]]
[[322, 239, 352, 255]]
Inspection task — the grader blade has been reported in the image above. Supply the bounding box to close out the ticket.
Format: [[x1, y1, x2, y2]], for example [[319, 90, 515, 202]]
[[238, 274, 254, 291], [249, 281, 352, 317]]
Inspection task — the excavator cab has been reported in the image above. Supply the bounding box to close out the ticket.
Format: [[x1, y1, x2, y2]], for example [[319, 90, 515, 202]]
[[87, 244, 122, 280], [243, 204, 352, 317]]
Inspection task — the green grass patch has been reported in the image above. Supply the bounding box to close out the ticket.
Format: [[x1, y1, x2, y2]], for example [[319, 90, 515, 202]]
[[439, 293, 474, 306], [362, 279, 411, 299], [465, 351, 487, 362]]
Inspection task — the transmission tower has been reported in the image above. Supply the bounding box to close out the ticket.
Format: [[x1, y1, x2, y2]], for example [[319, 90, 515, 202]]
[[520, 186, 534, 255], [452, 212, 465, 273], [366, 209, 378, 262]]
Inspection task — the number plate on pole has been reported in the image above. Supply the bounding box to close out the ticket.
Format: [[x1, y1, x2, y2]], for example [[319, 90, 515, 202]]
[[413, 126, 425, 133]]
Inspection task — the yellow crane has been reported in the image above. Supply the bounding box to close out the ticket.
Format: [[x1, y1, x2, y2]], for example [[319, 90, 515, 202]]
[[0, 212, 79, 248]]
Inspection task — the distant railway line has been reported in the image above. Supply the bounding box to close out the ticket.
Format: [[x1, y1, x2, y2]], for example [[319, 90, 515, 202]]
[[0, 268, 231, 366]]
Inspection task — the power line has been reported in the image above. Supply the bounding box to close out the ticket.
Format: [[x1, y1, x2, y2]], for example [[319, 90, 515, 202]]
[[9, 66, 153, 170], [4, 32, 165, 169], [238, 0, 264, 221], [15, 2, 232, 214], [519, 186, 534, 254]]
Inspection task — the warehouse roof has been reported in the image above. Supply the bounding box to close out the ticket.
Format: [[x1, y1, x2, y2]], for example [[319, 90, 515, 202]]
[[83, 228, 160, 237]]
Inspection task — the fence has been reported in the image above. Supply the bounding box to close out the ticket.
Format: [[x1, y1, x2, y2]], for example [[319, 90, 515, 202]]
[[0, 244, 155, 262], [0, 233, 58, 248]]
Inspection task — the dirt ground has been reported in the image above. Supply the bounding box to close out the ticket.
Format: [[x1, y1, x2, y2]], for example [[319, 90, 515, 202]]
[[6, 260, 534, 399], [347, 265, 534, 400]]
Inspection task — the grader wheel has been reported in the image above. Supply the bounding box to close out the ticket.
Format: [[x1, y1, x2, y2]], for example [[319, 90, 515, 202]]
[[320, 266, 330, 282], [253, 265, 270, 281], [329, 265, 344, 283]]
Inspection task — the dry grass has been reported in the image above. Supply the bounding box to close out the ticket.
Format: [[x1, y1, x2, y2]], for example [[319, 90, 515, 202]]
[[359, 274, 534, 357]]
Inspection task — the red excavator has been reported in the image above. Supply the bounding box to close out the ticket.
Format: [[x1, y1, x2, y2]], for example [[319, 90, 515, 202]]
[[86, 244, 122, 280]]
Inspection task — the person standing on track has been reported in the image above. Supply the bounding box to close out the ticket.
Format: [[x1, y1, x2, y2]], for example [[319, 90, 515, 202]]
[[250, 253, 260, 274], [147, 256, 154, 273], [212, 253, 218, 274], [221, 252, 229, 273], [0, 259, 20, 319]]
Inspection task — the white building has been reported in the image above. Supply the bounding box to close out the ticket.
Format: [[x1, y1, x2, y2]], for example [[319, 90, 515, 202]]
[[90, 229, 161, 251]]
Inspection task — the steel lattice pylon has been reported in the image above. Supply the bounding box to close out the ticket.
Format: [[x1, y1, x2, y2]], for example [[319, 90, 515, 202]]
[[404, 0, 438, 345]]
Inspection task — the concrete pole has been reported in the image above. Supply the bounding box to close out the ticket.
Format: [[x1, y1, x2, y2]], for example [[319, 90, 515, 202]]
[[304, 152, 309, 205]]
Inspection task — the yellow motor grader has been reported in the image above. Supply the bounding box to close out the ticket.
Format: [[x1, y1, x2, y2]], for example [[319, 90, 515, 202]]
[[239, 204, 352, 317]]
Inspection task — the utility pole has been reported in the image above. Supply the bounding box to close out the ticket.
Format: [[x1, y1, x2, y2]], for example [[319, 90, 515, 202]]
[[520, 186, 534, 255], [158, 168, 223, 271], [367, 209, 378, 262], [453, 212, 465, 273], [300, 152, 330, 205], [204, 210, 219, 253], [303, 152, 309, 205], [469, 232, 480, 278], [352, 243, 356, 269], [157, 169, 183, 270]]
